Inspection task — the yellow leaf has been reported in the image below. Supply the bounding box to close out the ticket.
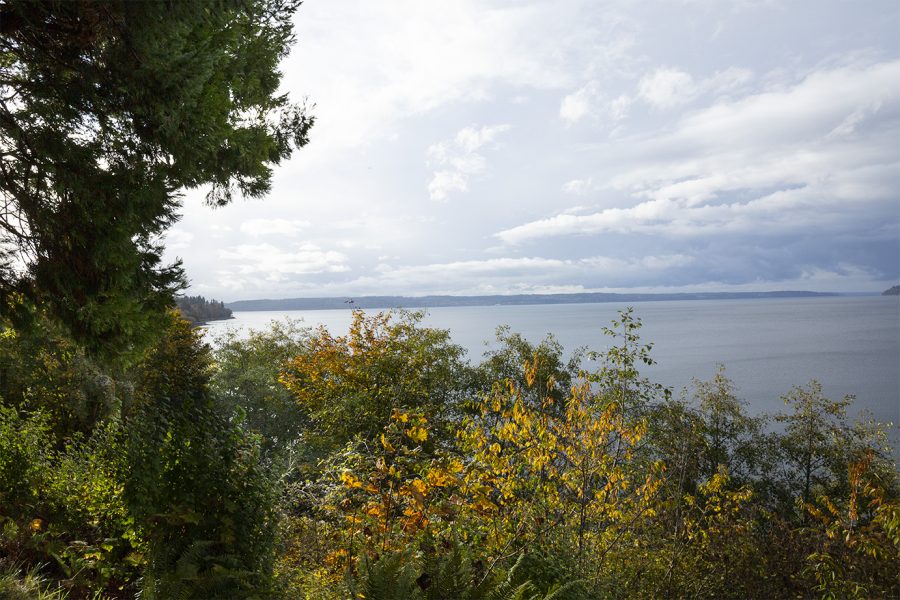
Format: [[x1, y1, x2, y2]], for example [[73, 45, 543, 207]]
[[426, 469, 455, 487], [405, 479, 427, 505], [340, 471, 362, 489], [406, 426, 428, 443]]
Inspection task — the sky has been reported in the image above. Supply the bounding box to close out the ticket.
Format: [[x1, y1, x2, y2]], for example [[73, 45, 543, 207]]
[[164, 0, 900, 301]]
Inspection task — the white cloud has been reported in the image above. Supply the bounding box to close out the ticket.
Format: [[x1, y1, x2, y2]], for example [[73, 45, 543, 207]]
[[666, 61, 897, 152], [426, 124, 510, 201], [455, 124, 510, 152], [637, 67, 695, 108], [428, 171, 469, 201], [609, 93, 632, 120], [219, 242, 349, 282], [562, 178, 596, 195], [558, 205, 598, 216], [560, 84, 598, 124], [281, 1, 582, 159], [239, 218, 312, 237], [213, 251, 696, 299], [499, 162, 898, 244], [561, 66, 752, 127], [559, 82, 632, 125]]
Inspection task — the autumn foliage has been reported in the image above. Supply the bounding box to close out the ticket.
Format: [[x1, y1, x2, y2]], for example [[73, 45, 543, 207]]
[[268, 310, 898, 599], [1, 309, 897, 598]]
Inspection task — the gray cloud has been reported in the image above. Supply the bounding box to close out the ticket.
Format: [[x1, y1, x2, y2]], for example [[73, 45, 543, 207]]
[[498, 60, 900, 264]]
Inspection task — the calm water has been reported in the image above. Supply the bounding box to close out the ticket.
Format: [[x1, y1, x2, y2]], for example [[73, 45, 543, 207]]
[[204, 296, 900, 436]]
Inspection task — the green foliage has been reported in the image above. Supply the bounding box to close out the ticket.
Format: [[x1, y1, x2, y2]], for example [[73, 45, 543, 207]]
[[346, 547, 584, 600], [776, 381, 857, 509], [475, 326, 582, 410], [352, 550, 423, 600], [692, 365, 765, 481], [0, 406, 141, 595], [0, 406, 52, 522], [210, 319, 311, 468], [587, 307, 670, 420], [803, 451, 900, 599], [279, 310, 471, 461], [659, 470, 766, 599], [0, 0, 312, 356], [0, 318, 122, 440], [125, 315, 278, 599]]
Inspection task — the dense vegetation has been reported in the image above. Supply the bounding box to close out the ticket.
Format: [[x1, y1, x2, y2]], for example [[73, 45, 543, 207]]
[[1, 308, 897, 598], [0, 3, 897, 598], [883, 286, 900, 296], [176, 296, 233, 326]]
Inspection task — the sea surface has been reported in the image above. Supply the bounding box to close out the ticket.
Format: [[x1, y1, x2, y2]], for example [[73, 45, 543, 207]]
[[203, 296, 900, 448]]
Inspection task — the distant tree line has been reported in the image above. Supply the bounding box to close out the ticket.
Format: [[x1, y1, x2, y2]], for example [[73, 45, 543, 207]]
[[883, 285, 900, 296], [176, 295, 234, 325], [228, 290, 836, 312]]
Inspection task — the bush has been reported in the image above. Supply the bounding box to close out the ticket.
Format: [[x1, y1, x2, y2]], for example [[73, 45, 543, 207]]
[[125, 315, 279, 599]]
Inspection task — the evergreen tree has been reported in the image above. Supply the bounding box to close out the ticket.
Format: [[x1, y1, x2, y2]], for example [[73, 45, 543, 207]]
[[0, 0, 313, 357]]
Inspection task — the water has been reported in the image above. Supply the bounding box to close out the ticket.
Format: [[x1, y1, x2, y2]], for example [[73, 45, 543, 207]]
[[203, 296, 900, 434]]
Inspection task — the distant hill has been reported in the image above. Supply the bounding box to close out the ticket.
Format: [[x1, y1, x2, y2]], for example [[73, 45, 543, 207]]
[[226, 290, 838, 312], [176, 295, 234, 325], [883, 285, 900, 296]]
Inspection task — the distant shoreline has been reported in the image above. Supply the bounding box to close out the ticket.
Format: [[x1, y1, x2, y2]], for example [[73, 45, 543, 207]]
[[225, 290, 858, 312]]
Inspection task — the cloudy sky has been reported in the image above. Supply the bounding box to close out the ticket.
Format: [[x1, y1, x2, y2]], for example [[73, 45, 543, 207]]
[[165, 0, 900, 301]]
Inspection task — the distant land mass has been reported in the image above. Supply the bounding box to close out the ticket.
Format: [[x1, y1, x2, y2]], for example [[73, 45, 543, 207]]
[[177, 295, 234, 325], [883, 285, 900, 296], [226, 290, 840, 312]]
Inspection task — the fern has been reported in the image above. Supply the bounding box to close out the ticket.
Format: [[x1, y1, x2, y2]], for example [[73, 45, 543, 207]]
[[346, 546, 584, 600], [420, 540, 478, 599], [485, 553, 587, 600], [142, 540, 263, 600], [353, 551, 423, 600]]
